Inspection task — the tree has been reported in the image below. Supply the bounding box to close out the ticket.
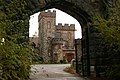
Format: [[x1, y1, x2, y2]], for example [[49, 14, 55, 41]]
[[0, 0, 32, 80], [93, 0, 120, 79]]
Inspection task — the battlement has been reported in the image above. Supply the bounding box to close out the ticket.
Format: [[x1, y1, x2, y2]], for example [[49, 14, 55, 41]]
[[38, 10, 56, 21], [56, 23, 75, 31]]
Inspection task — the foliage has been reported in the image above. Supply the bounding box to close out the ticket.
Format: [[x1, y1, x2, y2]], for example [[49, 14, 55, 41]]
[[29, 42, 44, 64], [0, 41, 31, 80], [59, 59, 67, 64], [31, 54, 44, 64], [93, 0, 120, 79], [0, 0, 32, 80]]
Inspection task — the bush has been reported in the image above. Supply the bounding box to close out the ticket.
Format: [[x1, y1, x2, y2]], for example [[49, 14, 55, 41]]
[[0, 41, 31, 80], [59, 59, 67, 64], [31, 54, 44, 64], [0, 0, 32, 79]]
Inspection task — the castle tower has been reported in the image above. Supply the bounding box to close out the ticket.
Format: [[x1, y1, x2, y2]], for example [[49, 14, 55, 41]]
[[56, 23, 76, 49], [38, 10, 56, 63], [55, 23, 76, 62]]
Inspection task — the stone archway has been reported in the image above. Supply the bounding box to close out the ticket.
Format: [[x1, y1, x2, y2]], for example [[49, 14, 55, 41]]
[[23, 0, 109, 76], [1, 0, 113, 78], [27, 0, 112, 77], [36, 1, 93, 76]]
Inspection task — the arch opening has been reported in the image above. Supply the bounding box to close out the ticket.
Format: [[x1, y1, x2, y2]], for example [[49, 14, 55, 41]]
[[29, 0, 92, 77], [29, 8, 82, 63]]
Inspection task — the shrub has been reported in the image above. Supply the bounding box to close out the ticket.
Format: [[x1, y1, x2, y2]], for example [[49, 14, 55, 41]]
[[0, 40, 31, 80]]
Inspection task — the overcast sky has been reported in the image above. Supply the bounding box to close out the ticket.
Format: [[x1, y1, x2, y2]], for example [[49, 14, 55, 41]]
[[29, 8, 82, 39]]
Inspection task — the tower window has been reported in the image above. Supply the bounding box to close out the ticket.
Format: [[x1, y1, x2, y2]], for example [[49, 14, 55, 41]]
[[47, 21, 51, 29]]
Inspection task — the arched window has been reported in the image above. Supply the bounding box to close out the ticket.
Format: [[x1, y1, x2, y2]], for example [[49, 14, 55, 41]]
[[47, 21, 51, 29], [67, 32, 71, 40]]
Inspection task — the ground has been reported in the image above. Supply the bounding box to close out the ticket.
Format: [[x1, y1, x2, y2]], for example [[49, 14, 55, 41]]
[[30, 64, 86, 80]]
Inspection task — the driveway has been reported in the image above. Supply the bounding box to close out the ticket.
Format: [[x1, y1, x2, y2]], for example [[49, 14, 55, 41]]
[[30, 64, 86, 80]]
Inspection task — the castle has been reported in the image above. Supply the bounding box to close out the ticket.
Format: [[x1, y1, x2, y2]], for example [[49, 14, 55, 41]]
[[31, 10, 76, 63]]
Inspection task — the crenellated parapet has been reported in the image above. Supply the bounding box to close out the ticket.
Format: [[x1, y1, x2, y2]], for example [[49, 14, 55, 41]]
[[56, 23, 76, 31], [38, 10, 56, 21]]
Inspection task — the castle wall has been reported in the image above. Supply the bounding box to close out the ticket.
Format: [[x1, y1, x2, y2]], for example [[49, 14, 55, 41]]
[[52, 44, 63, 63]]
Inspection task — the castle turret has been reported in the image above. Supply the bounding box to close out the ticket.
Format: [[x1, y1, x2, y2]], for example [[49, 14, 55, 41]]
[[38, 10, 56, 63]]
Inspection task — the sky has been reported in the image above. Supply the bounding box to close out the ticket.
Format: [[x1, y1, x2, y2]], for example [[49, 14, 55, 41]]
[[29, 8, 82, 39]]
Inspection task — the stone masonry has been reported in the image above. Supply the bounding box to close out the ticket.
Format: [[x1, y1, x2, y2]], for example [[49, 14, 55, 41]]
[[38, 10, 76, 63]]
